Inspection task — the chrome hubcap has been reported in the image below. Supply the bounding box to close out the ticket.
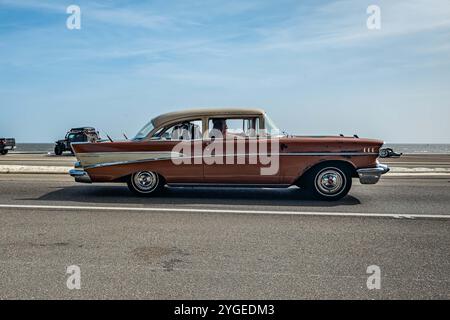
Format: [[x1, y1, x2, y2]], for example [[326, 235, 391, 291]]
[[133, 171, 157, 191], [316, 169, 344, 195]]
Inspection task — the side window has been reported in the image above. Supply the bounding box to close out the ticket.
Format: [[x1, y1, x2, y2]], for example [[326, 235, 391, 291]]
[[208, 117, 259, 138], [226, 119, 245, 135], [160, 120, 203, 141], [76, 133, 86, 142]]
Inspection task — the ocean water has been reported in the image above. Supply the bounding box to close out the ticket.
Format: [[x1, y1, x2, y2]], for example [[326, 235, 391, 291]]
[[11, 143, 450, 154], [14, 143, 54, 152]]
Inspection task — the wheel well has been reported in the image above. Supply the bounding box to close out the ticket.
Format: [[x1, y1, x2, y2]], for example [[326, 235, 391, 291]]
[[295, 160, 357, 186]]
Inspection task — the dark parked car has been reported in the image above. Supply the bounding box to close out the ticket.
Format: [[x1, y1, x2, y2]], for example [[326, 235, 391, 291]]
[[379, 148, 402, 158], [0, 138, 16, 155], [55, 127, 100, 155]]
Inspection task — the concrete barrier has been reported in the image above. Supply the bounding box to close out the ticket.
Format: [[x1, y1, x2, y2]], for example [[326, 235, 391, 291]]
[[390, 167, 450, 173], [0, 165, 73, 174]]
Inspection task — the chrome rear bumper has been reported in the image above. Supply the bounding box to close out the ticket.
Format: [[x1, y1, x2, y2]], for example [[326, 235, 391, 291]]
[[357, 164, 390, 184], [69, 169, 92, 183]]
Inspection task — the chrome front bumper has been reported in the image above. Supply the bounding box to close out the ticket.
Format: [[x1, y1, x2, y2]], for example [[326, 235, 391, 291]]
[[69, 169, 92, 183], [357, 163, 390, 184]]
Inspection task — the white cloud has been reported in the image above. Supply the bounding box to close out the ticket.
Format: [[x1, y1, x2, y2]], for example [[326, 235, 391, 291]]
[[0, 0, 172, 30], [252, 0, 450, 52]]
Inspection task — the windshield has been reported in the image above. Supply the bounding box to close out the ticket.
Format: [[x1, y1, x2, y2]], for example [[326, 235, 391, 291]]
[[263, 113, 282, 137], [134, 120, 154, 140]]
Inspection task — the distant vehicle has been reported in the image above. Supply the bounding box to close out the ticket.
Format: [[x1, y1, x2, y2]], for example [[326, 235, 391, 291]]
[[55, 127, 100, 156], [379, 148, 402, 158], [0, 138, 16, 155]]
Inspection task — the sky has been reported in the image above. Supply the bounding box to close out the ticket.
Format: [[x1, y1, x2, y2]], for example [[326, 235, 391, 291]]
[[0, 0, 449, 143]]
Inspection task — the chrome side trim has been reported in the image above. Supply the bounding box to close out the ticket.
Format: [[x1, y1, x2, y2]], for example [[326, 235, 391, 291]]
[[78, 151, 182, 157], [81, 151, 378, 157], [69, 169, 92, 183], [84, 157, 174, 169], [82, 152, 378, 170], [282, 152, 378, 156], [357, 164, 389, 184], [77, 151, 183, 168]]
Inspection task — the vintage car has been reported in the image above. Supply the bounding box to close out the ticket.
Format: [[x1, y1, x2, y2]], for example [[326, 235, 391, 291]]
[[69, 108, 389, 200]]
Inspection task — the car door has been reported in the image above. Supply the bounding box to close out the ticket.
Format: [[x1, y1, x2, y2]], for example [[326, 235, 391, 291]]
[[152, 119, 204, 184], [203, 116, 280, 184]]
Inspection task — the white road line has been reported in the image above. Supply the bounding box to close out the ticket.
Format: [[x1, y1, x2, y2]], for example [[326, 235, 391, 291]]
[[0, 204, 448, 219]]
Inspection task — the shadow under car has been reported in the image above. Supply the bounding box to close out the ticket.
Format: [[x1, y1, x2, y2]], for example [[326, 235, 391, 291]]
[[25, 185, 361, 207]]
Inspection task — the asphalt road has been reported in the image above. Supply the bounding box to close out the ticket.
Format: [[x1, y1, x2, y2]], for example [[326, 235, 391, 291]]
[[0, 174, 449, 299]]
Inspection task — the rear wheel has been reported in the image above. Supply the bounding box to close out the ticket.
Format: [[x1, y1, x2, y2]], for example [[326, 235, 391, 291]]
[[1, 150, 8, 155], [54, 145, 63, 156], [301, 164, 352, 201], [127, 171, 165, 196]]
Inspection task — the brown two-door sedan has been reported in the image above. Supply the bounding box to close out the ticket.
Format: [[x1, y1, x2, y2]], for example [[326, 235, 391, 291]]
[[70, 108, 389, 201]]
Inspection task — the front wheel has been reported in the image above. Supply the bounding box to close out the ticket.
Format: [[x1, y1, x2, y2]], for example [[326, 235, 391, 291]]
[[127, 171, 165, 196], [1, 150, 8, 155], [379, 148, 389, 158], [301, 165, 352, 201]]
